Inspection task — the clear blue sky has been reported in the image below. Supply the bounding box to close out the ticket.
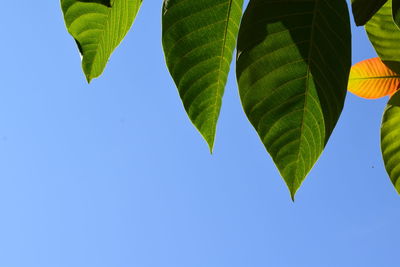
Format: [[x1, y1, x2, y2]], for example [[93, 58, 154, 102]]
[[0, 1, 399, 266]]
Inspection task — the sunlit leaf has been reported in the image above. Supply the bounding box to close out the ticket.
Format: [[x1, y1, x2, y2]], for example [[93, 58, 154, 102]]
[[162, 0, 244, 151], [348, 57, 400, 99], [61, 0, 142, 82], [381, 90, 400, 194], [236, 0, 351, 199], [351, 0, 387, 26], [366, 0, 400, 72]]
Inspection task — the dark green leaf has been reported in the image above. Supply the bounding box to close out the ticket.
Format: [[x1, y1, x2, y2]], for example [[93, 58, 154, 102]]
[[393, 0, 400, 28], [162, 0, 244, 151], [351, 0, 387, 26], [61, 0, 142, 82], [236, 0, 351, 198], [381, 90, 400, 194]]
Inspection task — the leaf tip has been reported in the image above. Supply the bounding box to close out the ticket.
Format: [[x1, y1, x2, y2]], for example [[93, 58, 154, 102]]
[[288, 186, 298, 202], [290, 192, 296, 202], [196, 124, 216, 154], [204, 135, 215, 155], [283, 177, 300, 202], [85, 74, 93, 84]]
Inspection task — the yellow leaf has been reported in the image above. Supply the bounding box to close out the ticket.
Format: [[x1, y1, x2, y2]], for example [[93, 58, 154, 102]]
[[348, 57, 400, 99]]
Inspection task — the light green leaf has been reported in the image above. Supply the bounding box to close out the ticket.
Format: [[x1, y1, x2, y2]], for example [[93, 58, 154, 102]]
[[162, 0, 244, 151], [351, 0, 387, 26], [236, 0, 351, 199], [381, 90, 400, 194], [61, 0, 142, 82], [365, 0, 400, 72]]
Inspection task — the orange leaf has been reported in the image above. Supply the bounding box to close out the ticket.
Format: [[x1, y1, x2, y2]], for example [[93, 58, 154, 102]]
[[348, 57, 400, 99]]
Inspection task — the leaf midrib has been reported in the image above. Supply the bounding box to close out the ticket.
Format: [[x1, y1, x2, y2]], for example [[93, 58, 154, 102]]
[[352, 76, 400, 80], [85, 1, 114, 81], [212, 0, 235, 137], [292, 0, 320, 195]]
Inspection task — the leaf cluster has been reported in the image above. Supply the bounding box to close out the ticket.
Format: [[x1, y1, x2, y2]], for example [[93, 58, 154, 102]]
[[349, 0, 400, 194], [59, 0, 400, 199]]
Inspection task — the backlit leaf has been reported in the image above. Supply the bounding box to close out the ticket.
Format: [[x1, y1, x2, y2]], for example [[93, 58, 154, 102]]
[[381, 90, 400, 194], [162, 0, 244, 151], [351, 0, 387, 26], [61, 0, 142, 82], [236, 0, 351, 198], [348, 57, 400, 99], [366, 0, 400, 72]]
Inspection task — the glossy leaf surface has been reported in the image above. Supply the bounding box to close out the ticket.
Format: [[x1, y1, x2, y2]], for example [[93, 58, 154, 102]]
[[348, 57, 400, 99], [351, 0, 387, 26], [366, 0, 400, 72], [61, 0, 142, 82], [236, 0, 351, 198], [381, 90, 400, 194], [162, 0, 244, 151]]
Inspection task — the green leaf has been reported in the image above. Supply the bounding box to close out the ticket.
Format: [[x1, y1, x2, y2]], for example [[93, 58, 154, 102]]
[[236, 0, 351, 199], [365, 0, 400, 72], [351, 0, 387, 26], [61, 0, 142, 82], [162, 0, 244, 151], [381, 90, 400, 194]]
